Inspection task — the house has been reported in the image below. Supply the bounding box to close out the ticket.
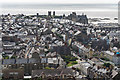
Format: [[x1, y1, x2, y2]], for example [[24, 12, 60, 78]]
[[32, 69, 75, 80], [88, 57, 104, 66], [87, 66, 120, 80], [2, 69, 24, 79], [79, 62, 91, 76], [103, 51, 120, 66]]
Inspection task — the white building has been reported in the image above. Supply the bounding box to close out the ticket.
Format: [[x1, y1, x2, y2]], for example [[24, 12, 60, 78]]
[[103, 51, 120, 65], [79, 62, 91, 76]]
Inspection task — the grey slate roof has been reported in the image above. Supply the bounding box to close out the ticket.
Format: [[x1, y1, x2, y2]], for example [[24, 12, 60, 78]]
[[2, 59, 15, 65], [16, 58, 28, 64], [2, 58, 45, 65], [32, 69, 74, 78], [28, 58, 40, 63]]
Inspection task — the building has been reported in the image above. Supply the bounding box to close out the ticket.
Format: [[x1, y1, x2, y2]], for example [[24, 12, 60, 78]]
[[0, 28, 2, 78], [67, 12, 88, 24], [48, 11, 51, 17], [32, 69, 75, 80], [103, 51, 120, 66], [87, 66, 120, 80], [113, 52, 120, 66], [79, 61, 91, 76], [2, 69, 24, 79], [53, 11, 55, 16], [2, 56, 62, 75], [2, 58, 44, 75], [88, 57, 104, 66], [37, 13, 39, 17], [103, 51, 114, 61]]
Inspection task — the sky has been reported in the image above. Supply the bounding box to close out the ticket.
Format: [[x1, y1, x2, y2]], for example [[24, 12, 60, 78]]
[[0, 0, 120, 4]]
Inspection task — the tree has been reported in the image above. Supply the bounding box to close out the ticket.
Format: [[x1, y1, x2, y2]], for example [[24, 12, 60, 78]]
[[103, 63, 111, 68]]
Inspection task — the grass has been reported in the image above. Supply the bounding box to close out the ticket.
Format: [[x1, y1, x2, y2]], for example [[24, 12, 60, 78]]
[[3, 56, 9, 59], [67, 61, 78, 67], [61, 55, 78, 67], [45, 67, 54, 69], [93, 54, 98, 57]]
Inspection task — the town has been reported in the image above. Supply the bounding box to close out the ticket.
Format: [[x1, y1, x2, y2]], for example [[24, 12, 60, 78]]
[[0, 11, 120, 80]]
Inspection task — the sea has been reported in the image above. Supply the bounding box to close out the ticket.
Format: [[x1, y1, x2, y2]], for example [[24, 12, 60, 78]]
[[0, 3, 118, 19]]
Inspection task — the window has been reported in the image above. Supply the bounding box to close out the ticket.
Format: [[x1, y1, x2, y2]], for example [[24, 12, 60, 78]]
[[9, 72, 18, 75]]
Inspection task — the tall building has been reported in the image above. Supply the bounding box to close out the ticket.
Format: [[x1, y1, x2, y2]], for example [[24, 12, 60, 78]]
[[72, 12, 76, 16], [48, 11, 51, 16], [36, 13, 39, 17], [53, 11, 55, 16], [63, 14, 65, 18], [67, 12, 88, 24]]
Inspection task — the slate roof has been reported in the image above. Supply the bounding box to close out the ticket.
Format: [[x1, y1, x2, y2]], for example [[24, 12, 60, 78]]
[[28, 58, 40, 63], [32, 69, 74, 78], [2, 58, 41, 65], [16, 58, 28, 64], [2, 59, 15, 65]]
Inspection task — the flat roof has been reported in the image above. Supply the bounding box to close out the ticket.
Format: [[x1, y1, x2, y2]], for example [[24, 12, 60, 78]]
[[105, 51, 114, 56]]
